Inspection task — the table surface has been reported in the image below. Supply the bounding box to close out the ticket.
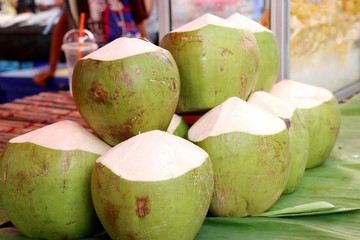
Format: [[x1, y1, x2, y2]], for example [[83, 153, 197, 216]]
[[0, 91, 89, 153]]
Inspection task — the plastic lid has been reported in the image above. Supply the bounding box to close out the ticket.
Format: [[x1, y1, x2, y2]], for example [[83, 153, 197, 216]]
[[63, 29, 96, 44]]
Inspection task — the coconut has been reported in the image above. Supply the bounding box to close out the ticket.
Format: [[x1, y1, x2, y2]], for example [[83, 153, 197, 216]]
[[188, 97, 290, 217], [72, 37, 180, 146], [270, 80, 341, 169], [91, 130, 213, 240], [166, 114, 189, 138], [227, 13, 279, 92], [0, 120, 111, 239], [248, 91, 309, 194], [160, 13, 260, 114]]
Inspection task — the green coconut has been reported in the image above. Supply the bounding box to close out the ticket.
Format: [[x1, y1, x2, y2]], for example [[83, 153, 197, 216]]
[[227, 13, 279, 92], [188, 97, 290, 217], [91, 130, 214, 240], [72, 37, 180, 146], [166, 113, 189, 138], [160, 13, 260, 114], [0, 120, 111, 239], [270, 80, 341, 169], [248, 91, 310, 194]]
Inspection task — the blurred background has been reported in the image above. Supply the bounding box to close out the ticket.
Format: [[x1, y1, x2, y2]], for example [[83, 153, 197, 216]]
[[0, 0, 359, 102]]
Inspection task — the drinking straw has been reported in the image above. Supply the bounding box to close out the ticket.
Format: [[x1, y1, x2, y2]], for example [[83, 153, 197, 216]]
[[78, 12, 86, 60]]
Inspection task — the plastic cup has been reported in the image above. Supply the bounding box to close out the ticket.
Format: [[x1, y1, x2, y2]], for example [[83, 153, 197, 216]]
[[61, 29, 98, 95]]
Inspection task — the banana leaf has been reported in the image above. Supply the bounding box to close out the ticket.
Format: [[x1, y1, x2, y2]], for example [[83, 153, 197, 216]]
[[196, 210, 360, 239], [340, 93, 360, 116]]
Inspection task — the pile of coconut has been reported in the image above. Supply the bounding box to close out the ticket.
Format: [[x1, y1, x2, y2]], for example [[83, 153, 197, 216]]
[[0, 13, 340, 240]]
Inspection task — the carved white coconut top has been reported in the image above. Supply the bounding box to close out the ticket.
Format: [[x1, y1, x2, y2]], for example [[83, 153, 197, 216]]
[[97, 130, 209, 181], [227, 13, 271, 33], [166, 114, 182, 134], [10, 120, 111, 155], [172, 13, 241, 32], [248, 91, 295, 119], [188, 97, 286, 142], [270, 80, 334, 109], [84, 37, 161, 61]]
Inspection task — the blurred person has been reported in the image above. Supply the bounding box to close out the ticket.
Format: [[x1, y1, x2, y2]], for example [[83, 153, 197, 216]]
[[33, 0, 149, 87], [86, 0, 149, 43]]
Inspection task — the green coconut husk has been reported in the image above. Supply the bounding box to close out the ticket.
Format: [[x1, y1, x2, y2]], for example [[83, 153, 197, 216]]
[[166, 114, 189, 139], [160, 14, 260, 114]]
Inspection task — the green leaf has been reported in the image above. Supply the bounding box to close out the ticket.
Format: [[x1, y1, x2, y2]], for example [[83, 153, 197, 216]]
[[254, 201, 355, 217], [340, 94, 360, 116], [197, 210, 360, 239], [331, 116, 360, 163]]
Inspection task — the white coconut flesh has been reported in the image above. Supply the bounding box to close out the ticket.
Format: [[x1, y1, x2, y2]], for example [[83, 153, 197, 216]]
[[83, 37, 161, 61], [9, 120, 110, 155], [171, 13, 241, 33], [227, 13, 271, 33], [166, 114, 183, 133], [188, 97, 286, 142], [270, 80, 334, 109], [248, 91, 295, 119], [97, 130, 209, 181]]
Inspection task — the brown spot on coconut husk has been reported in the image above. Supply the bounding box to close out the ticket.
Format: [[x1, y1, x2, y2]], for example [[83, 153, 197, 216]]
[[120, 73, 132, 88], [101, 109, 145, 144], [105, 200, 120, 232], [1, 164, 7, 184], [62, 179, 68, 193], [119, 63, 134, 89], [220, 47, 233, 56], [113, 90, 119, 100], [89, 81, 109, 104], [39, 159, 50, 173], [260, 137, 269, 151], [15, 171, 26, 193], [135, 68, 142, 76], [61, 152, 72, 173], [136, 197, 150, 218], [242, 35, 255, 49], [239, 75, 247, 96]]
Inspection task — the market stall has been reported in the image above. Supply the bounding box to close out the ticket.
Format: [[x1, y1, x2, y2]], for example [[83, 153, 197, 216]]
[[0, 8, 61, 62], [0, 0, 359, 239]]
